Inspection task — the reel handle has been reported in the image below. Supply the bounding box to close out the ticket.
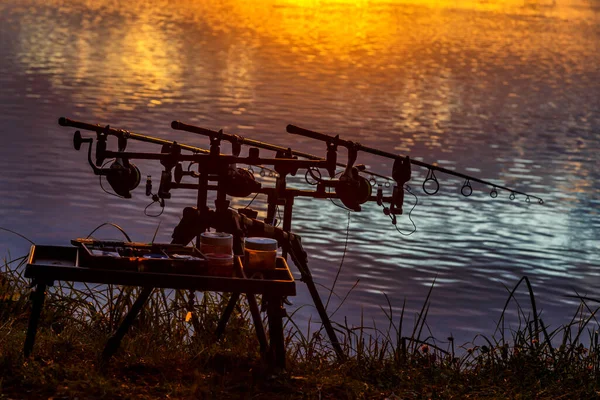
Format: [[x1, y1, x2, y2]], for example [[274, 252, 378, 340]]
[[73, 131, 92, 151]]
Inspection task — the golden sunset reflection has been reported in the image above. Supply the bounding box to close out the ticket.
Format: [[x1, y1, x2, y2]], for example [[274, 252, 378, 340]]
[[12, 0, 595, 118]]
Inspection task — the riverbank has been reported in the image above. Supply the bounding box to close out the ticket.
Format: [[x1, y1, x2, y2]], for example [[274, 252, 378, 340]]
[[2, 255, 599, 399]]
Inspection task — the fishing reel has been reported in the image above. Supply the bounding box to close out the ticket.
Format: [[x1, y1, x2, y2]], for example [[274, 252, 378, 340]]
[[305, 143, 372, 211], [104, 159, 141, 198], [73, 130, 141, 198], [173, 160, 262, 199], [330, 142, 372, 211], [335, 166, 373, 211], [224, 166, 262, 197]]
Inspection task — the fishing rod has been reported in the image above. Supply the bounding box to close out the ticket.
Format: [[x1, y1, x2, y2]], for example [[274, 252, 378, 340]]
[[286, 124, 544, 204], [58, 117, 214, 199], [59, 118, 388, 217], [59, 117, 210, 155], [171, 120, 394, 184], [171, 120, 405, 215]]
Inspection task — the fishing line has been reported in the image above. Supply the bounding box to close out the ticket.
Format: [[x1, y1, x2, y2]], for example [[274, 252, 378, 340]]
[[325, 211, 351, 311], [329, 197, 353, 212]]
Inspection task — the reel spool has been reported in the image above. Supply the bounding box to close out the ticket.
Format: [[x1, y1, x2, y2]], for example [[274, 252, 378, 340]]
[[224, 167, 262, 197], [105, 160, 141, 198], [336, 169, 372, 211]]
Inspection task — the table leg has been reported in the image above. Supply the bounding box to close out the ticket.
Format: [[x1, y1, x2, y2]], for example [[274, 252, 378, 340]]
[[101, 286, 153, 364], [23, 281, 47, 358], [215, 292, 240, 338], [266, 296, 287, 370]]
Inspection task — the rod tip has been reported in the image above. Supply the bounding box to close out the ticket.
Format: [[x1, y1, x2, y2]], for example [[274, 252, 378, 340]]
[[171, 121, 180, 130], [58, 117, 67, 126]]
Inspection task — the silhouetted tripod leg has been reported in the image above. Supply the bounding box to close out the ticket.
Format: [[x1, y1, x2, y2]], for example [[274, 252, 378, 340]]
[[101, 286, 153, 364], [265, 295, 286, 369], [288, 248, 345, 361], [215, 292, 240, 338], [23, 281, 48, 357], [246, 293, 268, 354], [302, 274, 345, 360]]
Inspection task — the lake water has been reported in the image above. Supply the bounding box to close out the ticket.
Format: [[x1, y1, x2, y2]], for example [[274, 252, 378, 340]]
[[0, 0, 598, 347]]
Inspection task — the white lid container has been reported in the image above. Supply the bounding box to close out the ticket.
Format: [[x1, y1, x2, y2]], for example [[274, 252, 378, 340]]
[[200, 232, 233, 246], [244, 237, 278, 251]]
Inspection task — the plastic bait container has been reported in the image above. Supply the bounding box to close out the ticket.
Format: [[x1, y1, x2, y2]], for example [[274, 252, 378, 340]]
[[200, 232, 233, 255], [200, 232, 233, 269], [205, 253, 234, 272], [244, 237, 278, 270]]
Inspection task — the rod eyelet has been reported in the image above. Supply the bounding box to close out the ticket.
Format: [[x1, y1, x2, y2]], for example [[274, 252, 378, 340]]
[[461, 179, 473, 197], [423, 169, 439, 195]]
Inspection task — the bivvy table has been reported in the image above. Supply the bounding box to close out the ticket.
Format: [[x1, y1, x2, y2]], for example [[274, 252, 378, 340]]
[[23, 244, 296, 369]]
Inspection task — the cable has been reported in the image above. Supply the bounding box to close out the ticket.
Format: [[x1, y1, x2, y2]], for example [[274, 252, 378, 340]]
[[228, 192, 260, 213], [393, 185, 418, 236], [144, 200, 165, 218], [243, 193, 259, 209], [86, 222, 132, 242]]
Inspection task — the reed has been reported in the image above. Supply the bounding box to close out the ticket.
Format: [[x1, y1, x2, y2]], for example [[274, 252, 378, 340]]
[[1, 252, 600, 399]]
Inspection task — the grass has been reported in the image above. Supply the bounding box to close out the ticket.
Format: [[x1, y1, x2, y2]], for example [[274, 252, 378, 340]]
[[2, 253, 600, 399]]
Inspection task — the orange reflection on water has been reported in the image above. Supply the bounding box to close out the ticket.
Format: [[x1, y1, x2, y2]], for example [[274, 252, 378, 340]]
[[10, 0, 596, 125]]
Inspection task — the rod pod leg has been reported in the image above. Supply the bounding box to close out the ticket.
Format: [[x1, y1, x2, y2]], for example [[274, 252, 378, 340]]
[[288, 248, 345, 361]]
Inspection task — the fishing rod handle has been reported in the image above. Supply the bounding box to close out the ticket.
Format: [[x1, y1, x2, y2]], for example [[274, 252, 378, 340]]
[[59, 117, 129, 138], [60, 117, 210, 154], [58, 117, 105, 132], [171, 120, 220, 138]]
